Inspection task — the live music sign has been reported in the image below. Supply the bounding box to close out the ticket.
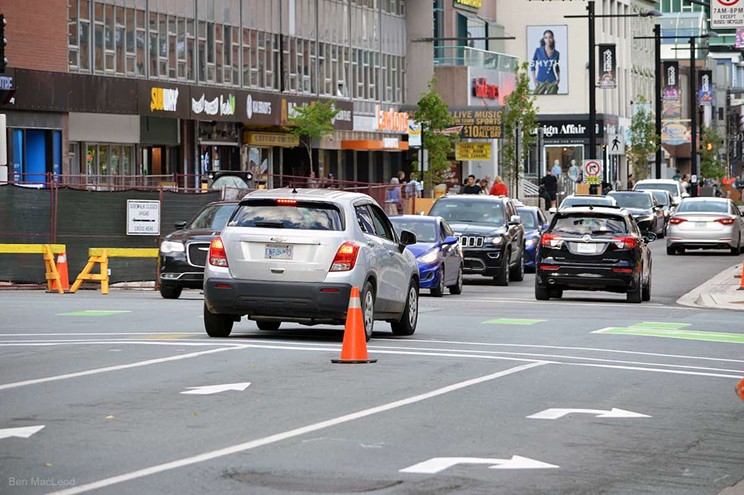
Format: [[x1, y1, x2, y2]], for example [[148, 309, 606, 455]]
[[472, 78, 499, 100]]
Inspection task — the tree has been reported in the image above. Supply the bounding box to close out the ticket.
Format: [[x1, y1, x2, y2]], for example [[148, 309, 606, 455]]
[[700, 125, 725, 180], [412, 78, 457, 189], [627, 95, 658, 181], [501, 62, 539, 191], [285, 100, 340, 174]]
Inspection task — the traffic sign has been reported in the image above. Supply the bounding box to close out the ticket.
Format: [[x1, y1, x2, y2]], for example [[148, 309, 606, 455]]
[[711, 0, 744, 29], [607, 133, 625, 155], [583, 159, 602, 177], [126, 200, 160, 236]]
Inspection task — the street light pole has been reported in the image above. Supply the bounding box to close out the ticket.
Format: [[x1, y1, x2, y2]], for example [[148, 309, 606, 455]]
[[654, 24, 662, 178], [690, 36, 698, 197], [588, 0, 597, 161]]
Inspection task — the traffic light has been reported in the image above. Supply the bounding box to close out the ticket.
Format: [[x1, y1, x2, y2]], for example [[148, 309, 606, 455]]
[[0, 15, 6, 73], [706, 141, 713, 152]]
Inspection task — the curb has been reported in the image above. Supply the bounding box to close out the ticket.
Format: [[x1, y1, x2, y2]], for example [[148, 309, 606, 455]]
[[677, 264, 744, 311]]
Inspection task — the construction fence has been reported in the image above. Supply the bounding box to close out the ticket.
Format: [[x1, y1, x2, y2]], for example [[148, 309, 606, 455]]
[[0, 184, 221, 285]]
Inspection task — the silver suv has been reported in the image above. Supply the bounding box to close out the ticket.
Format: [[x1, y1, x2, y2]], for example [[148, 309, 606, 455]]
[[203, 188, 420, 340]]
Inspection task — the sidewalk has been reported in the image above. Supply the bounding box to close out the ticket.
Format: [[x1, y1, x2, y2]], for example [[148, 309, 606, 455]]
[[677, 262, 744, 311]]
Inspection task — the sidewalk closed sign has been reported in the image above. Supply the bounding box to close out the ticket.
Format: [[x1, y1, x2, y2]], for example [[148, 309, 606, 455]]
[[456, 142, 491, 161], [127, 200, 160, 236], [711, 0, 744, 29]]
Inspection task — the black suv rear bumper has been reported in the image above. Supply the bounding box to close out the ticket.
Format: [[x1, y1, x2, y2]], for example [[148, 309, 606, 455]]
[[204, 278, 353, 321], [536, 266, 640, 293]]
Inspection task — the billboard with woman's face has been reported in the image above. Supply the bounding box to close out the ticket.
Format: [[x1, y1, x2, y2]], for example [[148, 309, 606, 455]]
[[527, 25, 568, 95]]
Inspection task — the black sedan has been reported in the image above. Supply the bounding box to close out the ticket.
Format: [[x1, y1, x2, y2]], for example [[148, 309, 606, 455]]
[[535, 206, 655, 303], [158, 201, 239, 299], [607, 190, 665, 237]]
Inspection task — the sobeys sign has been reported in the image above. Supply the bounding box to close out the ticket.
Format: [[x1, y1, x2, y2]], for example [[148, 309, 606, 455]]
[[454, 0, 482, 9]]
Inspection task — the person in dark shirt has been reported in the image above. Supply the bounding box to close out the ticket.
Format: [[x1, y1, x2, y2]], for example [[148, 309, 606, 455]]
[[540, 170, 558, 209], [461, 175, 482, 194]]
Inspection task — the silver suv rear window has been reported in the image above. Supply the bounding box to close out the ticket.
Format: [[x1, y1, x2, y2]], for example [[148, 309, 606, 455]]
[[229, 200, 344, 230]]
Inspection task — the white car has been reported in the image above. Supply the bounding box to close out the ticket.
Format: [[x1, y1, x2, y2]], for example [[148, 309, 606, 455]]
[[633, 179, 687, 206], [666, 197, 744, 255], [203, 188, 420, 340]]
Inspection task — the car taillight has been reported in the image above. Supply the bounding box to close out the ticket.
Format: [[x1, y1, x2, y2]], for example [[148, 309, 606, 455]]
[[669, 217, 687, 225], [611, 267, 634, 273], [540, 264, 560, 271], [715, 217, 735, 225], [611, 236, 638, 249], [541, 233, 564, 248], [330, 242, 360, 272], [209, 237, 229, 267]]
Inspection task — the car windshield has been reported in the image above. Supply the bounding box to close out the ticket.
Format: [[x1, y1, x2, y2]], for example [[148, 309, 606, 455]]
[[635, 183, 678, 196], [651, 191, 670, 206], [390, 221, 437, 243], [517, 210, 537, 229], [429, 200, 505, 226], [552, 214, 627, 236], [188, 204, 237, 230], [229, 200, 343, 230], [677, 201, 729, 213], [561, 197, 613, 208], [609, 193, 652, 209]]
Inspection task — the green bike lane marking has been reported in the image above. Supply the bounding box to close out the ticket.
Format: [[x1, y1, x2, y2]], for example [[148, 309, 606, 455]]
[[594, 326, 744, 344], [482, 318, 546, 325], [57, 310, 132, 316], [628, 322, 691, 330]]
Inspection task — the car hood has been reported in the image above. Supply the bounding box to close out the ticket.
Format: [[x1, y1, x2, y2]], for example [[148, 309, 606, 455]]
[[164, 228, 222, 243], [406, 242, 439, 258], [448, 223, 506, 236]]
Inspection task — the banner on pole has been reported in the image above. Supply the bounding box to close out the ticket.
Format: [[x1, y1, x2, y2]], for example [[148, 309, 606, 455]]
[[698, 70, 713, 106], [662, 61, 679, 101], [598, 44, 617, 89]]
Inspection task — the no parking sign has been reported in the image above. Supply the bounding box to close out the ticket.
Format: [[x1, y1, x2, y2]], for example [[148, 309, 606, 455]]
[[583, 159, 602, 185]]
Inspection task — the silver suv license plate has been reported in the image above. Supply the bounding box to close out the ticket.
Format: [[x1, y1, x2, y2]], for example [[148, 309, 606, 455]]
[[265, 244, 293, 260]]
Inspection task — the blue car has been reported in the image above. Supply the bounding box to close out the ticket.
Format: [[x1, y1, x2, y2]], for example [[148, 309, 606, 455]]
[[517, 206, 549, 272], [390, 215, 464, 297]]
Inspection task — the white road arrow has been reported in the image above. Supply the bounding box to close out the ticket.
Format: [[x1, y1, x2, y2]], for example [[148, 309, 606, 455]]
[[0, 425, 45, 440], [181, 382, 251, 395], [400, 456, 559, 474], [527, 408, 651, 420]]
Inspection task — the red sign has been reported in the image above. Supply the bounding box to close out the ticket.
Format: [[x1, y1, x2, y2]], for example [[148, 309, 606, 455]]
[[472, 78, 499, 100]]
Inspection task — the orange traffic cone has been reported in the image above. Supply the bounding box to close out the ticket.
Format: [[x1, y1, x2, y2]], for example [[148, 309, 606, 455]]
[[51, 253, 70, 292], [331, 287, 377, 364], [736, 378, 744, 401], [738, 264, 744, 291]]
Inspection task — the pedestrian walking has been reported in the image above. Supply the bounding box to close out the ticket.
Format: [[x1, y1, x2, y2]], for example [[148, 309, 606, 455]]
[[540, 169, 558, 209], [489, 176, 508, 196], [461, 174, 482, 194], [384, 177, 401, 216]]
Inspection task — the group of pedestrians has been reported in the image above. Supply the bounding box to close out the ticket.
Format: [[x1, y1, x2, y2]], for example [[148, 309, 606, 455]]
[[459, 175, 509, 196], [384, 170, 424, 216]]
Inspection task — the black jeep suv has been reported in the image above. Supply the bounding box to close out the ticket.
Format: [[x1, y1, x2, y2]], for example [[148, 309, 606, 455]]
[[429, 195, 525, 285]]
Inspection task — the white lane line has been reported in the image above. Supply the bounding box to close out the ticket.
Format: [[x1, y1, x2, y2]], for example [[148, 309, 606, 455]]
[[0, 332, 204, 337], [0, 347, 244, 391], [375, 338, 744, 364], [563, 362, 742, 378], [452, 298, 696, 309], [49, 361, 549, 495], [0, 341, 236, 347]]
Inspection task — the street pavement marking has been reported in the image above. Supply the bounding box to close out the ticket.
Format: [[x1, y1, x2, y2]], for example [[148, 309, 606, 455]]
[[482, 318, 545, 325], [0, 346, 245, 391], [57, 310, 132, 316], [594, 327, 744, 344], [48, 362, 549, 495], [629, 322, 691, 330], [0, 332, 203, 337], [138, 334, 192, 340]]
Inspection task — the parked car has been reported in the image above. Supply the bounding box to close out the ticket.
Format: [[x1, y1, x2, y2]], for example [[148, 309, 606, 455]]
[[649, 189, 675, 235], [206, 170, 253, 200], [517, 205, 550, 272], [607, 190, 666, 237], [390, 215, 464, 297], [552, 194, 617, 212], [666, 197, 744, 255], [158, 201, 239, 299], [535, 206, 655, 303], [633, 178, 687, 206], [203, 189, 420, 340], [428, 195, 525, 286]]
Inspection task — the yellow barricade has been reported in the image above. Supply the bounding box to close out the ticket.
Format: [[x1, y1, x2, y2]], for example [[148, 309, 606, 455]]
[[0, 244, 67, 294], [70, 248, 159, 295]]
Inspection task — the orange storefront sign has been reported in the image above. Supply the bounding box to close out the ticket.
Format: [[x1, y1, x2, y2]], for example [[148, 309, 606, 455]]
[[341, 139, 409, 151]]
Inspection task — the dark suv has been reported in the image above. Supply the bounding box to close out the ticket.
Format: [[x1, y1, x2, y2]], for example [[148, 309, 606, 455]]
[[428, 195, 524, 285], [158, 201, 239, 299], [535, 206, 655, 303]]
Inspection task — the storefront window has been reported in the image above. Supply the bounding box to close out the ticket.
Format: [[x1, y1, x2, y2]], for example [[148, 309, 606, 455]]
[[544, 145, 584, 176]]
